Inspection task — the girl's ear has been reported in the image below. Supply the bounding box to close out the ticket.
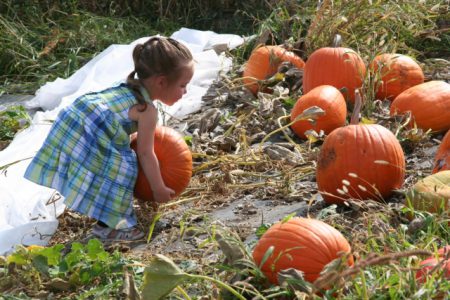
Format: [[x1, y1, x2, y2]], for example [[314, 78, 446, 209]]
[[155, 75, 168, 88]]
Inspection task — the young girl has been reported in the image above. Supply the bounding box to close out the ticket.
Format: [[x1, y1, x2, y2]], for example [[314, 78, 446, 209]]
[[24, 37, 194, 241]]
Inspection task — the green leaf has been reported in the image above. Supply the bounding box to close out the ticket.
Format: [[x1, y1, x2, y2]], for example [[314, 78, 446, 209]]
[[282, 97, 296, 109], [281, 212, 296, 223], [38, 244, 64, 266], [71, 242, 84, 252], [7, 252, 28, 265], [32, 254, 49, 275], [80, 268, 93, 284], [255, 223, 271, 238], [86, 238, 108, 260], [141, 254, 190, 300], [258, 245, 275, 270], [183, 135, 193, 146], [64, 251, 82, 269]]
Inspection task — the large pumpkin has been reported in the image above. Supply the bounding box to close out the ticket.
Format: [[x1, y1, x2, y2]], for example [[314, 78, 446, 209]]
[[370, 53, 424, 101], [252, 217, 354, 284], [243, 45, 305, 95], [416, 246, 450, 283], [390, 81, 450, 133], [317, 91, 405, 204], [303, 45, 366, 103], [433, 130, 450, 174], [130, 126, 192, 202], [290, 85, 347, 139], [405, 170, 450, 216]]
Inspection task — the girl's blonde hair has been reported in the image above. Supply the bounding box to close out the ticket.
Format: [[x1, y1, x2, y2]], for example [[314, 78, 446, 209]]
[[127, 36, 193, 106]]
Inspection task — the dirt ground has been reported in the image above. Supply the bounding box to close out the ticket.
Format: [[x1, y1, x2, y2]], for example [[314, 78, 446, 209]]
[[46, 66, 446, 264]]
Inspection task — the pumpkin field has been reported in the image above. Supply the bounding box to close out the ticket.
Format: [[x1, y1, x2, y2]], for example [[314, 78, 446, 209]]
[[1, 0, 450, 299]]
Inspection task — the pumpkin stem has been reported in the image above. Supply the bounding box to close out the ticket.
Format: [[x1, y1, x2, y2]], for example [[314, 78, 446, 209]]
[[350, 89, 362, 125], [333, 34, 342, 48]]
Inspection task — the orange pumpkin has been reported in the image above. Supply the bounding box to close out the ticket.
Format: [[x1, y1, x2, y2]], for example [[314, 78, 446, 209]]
[[390, 81, 450, 133], [416, 246, 450, 283], [243, 45, 305, 95], [303, 46, 366, 103], [370, 53, 424, 101], [130, 126, 192, 202], [252, 217, 354, 285], [433, 130, 450, 173], [317, 91, 405, 204], [290, 85, 347, 139]]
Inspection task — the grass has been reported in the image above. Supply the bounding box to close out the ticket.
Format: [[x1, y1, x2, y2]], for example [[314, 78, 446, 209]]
[[0, 2, 162, 94], [0, 0, 274, 94], [2, 206, 450, 298]]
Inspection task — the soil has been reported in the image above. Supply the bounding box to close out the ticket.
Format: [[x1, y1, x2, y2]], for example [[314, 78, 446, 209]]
[[45, 61, 447, 266], [3, 56, 448, 278]]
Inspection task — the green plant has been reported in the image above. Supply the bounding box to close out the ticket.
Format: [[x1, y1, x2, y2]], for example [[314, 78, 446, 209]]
[[0, 239, 134, 298], [0, 106, 31, 145]]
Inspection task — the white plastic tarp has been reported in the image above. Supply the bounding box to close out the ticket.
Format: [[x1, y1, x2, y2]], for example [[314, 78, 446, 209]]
[[0, 28, 244, 255]]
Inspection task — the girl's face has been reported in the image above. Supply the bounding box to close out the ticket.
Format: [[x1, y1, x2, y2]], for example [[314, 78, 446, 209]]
[[158, 62, 194, 106]]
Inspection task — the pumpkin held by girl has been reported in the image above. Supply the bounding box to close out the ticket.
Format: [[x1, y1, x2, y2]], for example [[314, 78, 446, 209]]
[[131, 126, 192, 202]]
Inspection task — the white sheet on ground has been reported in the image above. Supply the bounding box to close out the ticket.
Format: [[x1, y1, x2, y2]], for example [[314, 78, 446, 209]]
[[0, 28, 244, 255]]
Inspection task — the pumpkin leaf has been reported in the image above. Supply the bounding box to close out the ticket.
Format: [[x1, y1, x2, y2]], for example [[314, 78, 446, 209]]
[[141, 254, 190, 300], [292, 106, 325, 123], [7, 251, 28, 265], [32, 255, 50, 276]]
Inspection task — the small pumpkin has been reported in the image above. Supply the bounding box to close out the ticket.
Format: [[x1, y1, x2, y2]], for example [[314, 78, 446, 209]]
[[390, 81, 450, 133], [130, 126, 192, 202], [416, 246, 450, 283], [316, 90, 405, 204], [252, 217, 353, 284], [405, 170, 450, 216], [243, 45, 305, 95], [290, 85, 347, 139], [433, 130, 450, 174], [303, 36, 366, 103], [370, 53, 424, 101]]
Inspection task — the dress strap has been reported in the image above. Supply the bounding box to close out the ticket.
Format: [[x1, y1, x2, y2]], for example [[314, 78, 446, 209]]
[[137, 85, 158, 122], [138, 85, 154, 105]]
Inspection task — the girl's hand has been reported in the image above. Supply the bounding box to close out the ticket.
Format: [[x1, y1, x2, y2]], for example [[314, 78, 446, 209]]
[[153, 185, 175, 203]]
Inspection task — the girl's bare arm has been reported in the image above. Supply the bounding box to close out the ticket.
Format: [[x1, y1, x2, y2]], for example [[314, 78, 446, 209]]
[[134, 104, 174, 203]]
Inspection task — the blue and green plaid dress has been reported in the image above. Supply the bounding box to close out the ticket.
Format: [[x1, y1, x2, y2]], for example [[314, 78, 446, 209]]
[[24, 83, 142, 229]]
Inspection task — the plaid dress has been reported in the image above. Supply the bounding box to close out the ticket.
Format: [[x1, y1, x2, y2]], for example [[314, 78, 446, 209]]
[[24, 83, 143, 229]]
